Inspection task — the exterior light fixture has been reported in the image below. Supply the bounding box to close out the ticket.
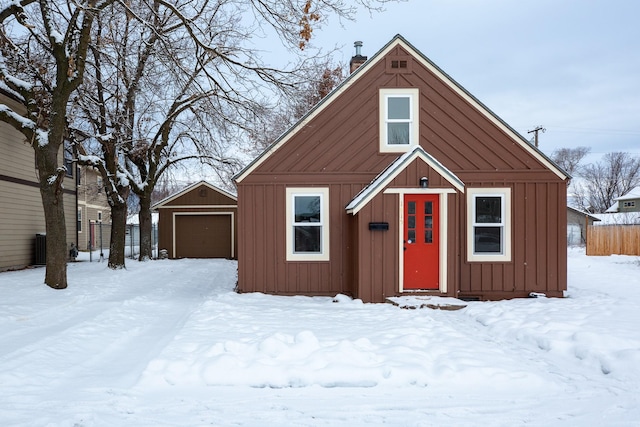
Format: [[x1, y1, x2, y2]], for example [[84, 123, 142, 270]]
[[420, 177, 428, 188]]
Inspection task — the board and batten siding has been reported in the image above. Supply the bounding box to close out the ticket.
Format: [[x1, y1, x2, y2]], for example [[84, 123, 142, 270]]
[[237, 181, 362, 297], [253, 45, 556, 179], [236, 38, 567, 301], [458, 180, 567, 299]]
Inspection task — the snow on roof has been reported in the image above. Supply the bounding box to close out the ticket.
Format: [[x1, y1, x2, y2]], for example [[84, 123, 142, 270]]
[[345, 146, 464, 215], [152, 180, 237, 209], [567, 206, 601, 222], [605, 186, 640, 212], [615, 186, 640, 201], [591, 212, 640, 225], [605, 201, 619, 213]]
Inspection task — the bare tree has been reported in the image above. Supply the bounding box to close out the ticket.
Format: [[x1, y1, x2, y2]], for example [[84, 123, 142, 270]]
[[551, 146, 591, 177], [70, 1, 184, 269], [573, 152, 640, 213], [249, 61, 345, 154], [2, 0, 396, 278], [99, 0, 390, 262], [0, 0, 115, 288]]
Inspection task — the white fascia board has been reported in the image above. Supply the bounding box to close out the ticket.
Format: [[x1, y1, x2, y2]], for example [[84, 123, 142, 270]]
[[152, 180, 237, 209], [346, 147, 464, 215], [393, 37, 568, 181], [234, 39, 408, 184]]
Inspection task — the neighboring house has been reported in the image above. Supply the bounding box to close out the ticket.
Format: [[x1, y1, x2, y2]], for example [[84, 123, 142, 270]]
[[567, 206, 600, 246], [0, 89, 77, 271], [605, 186, 640, 213], [77, 166, 112, 251], [153, 181, 238, 259], [233, 35, 569, 303], [591, 212, 640, 225]]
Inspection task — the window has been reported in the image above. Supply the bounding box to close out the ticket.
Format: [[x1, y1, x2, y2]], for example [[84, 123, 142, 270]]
[[64, 141, 74, 177], [623, 201, 636, 208], [77, 208, 82, 233], [379, 88, 419, 153], [286, 187, 330, 261], [467, 188, 511, 262]]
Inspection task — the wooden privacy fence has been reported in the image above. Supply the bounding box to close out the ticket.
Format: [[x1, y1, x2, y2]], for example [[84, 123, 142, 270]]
[[586, 225, 640, 256]]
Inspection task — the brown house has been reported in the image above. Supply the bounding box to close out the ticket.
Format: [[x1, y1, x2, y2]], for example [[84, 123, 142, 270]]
[[153, 181, 237, 259], [234, 35, 569, 302]]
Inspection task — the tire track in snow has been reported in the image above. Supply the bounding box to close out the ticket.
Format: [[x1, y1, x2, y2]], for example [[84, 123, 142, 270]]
[[0, 259, 236, 396]]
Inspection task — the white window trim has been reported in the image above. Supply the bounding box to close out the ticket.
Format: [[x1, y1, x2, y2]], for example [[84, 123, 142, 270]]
[[467, 187, 512, 262], [77, 208, 83, 233], [379, 88, 419, 153], [286, 187, 330, 261]]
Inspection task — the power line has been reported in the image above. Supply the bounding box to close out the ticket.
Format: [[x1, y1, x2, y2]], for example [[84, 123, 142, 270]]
[[545, 126, 640, 136], [527, 125, 546, 148]]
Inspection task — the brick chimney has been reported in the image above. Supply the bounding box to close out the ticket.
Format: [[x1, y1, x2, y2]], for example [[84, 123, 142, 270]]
[[349, 41, 367, 73]]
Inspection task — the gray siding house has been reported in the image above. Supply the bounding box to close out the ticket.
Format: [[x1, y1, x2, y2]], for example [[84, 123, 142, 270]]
[[606, 186, 640, 213], [567, 206, 600, 246]]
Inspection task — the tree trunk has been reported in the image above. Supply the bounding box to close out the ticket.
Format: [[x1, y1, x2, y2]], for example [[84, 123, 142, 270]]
[[138, 194, 153, 261], [37, 144, 67, 289], [108, 198, 128, 269]]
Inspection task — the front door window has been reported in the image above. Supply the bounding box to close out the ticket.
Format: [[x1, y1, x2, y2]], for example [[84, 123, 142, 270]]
[[404, 194, 439, 289]]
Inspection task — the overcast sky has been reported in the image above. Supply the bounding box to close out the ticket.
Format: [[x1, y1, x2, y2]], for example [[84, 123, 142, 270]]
[[302, 0, 640, 162]]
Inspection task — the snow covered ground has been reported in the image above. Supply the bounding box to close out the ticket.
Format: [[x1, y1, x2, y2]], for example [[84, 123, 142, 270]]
[[0, 248, 639, 426]]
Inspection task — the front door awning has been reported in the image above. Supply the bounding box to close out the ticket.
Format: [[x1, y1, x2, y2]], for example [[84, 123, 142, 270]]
[[345, 146, 464, 215]]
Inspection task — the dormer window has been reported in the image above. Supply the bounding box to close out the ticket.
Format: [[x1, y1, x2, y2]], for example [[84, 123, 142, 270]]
[[379, 88, 419, 153]]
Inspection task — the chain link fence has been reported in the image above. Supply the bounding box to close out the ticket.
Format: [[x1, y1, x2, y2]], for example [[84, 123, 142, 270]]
[[87, 222, 157, 261]]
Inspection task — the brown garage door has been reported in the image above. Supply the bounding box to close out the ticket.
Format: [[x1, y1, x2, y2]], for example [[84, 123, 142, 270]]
[[175, 214, 232, 258]]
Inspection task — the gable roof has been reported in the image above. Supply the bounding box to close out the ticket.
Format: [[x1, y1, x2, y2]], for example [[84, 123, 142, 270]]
[[615, 186, 640, 201], [234, 34, 569, 183], [346, 146, 464, 215], [567, 206, 601, 222], [605, 186, 640, 212], [605, 201, 619, 213], [151, 180, 237, 210]]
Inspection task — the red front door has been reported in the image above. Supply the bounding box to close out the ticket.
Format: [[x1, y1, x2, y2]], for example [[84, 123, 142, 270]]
[[403, 194, 439, 289]]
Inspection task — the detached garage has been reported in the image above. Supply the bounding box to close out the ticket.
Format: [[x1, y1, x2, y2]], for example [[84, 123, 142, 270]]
[[153, 181, 238, 259]]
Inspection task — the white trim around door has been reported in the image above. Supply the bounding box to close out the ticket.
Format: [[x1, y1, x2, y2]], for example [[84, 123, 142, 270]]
[[385, 188, 456, 294]]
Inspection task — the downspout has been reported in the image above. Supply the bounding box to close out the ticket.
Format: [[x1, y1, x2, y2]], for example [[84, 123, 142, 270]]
[[73, 146, 79, 251]]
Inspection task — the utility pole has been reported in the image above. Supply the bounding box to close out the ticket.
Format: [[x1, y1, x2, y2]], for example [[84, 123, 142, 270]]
[[527, 126, 546, 148]]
